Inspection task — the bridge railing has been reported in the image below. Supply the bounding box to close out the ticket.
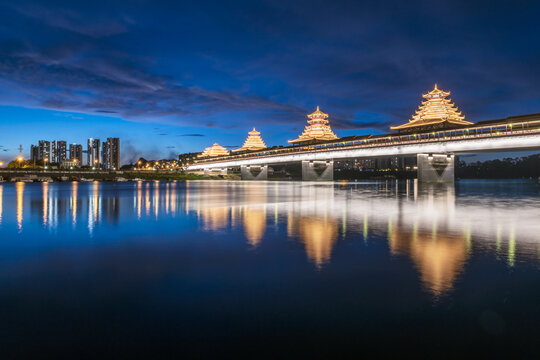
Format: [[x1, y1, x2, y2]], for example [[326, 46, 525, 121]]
[[192, 119, 540, 166]]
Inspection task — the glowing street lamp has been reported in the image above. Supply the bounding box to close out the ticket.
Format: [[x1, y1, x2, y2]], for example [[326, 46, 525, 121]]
[[44, 157, 48, 169], [0, 161, 4, 167], [17, 156, 24, 168]]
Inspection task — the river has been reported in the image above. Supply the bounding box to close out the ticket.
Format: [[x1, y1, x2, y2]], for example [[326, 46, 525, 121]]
[[0, 180, 539, 357]]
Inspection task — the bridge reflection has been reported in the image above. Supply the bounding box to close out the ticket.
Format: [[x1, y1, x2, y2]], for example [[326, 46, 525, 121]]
[[389, 226, 468, 296], [2, 180, 539, 296]]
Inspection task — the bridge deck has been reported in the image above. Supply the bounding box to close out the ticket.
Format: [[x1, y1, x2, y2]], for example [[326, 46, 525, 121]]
[[188, 119, 540, 170]]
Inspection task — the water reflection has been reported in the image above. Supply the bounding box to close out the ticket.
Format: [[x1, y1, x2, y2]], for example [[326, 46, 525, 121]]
[[16, 182, 24, 231], [288, 216, 338, 267], [389, 227, 468, 296], [71, 181, 78, 225], [43, 182, 49, 226], [1, 180, 539, 297]]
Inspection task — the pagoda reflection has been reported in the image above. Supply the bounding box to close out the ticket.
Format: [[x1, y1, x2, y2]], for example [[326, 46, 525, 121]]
[[288, 215, 338, 268], [199, 207, 230, 231], [389, 225, 468, 296], [241, 182, 268, 246], [243, 208, 266, 247]]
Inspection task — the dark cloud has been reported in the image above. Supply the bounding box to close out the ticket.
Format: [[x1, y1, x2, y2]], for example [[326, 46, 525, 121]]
[[11, 3, 129, 38], [0, 0, 538, 139]]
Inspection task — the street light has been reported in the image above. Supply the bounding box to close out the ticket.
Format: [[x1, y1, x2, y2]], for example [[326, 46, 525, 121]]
[[44, 157, 48, 169], [17, 156, 24, 168]]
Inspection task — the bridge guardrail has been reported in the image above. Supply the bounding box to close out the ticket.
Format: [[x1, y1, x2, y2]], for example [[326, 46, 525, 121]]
[[192, 119, 540, 166]]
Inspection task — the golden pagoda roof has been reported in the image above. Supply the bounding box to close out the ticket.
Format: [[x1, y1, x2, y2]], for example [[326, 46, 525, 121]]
[[288, 106, 339, 144], [307, 106, 329, 119], [231, 127, 267, 153], [391, 85, 473, 131], [197, 143, 229, 158]]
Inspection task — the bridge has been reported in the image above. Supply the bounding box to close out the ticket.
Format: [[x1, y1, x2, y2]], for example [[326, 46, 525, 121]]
[[186, 86, 540, 182], [186, 114, 540, 182]]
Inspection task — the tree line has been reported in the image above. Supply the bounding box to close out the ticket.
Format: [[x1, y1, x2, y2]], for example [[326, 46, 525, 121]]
[[457, 154, 540, 179]]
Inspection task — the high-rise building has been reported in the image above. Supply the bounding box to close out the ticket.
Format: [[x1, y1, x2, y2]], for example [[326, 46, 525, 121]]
[[30, 145, 39, 163], [38, 140, 52, 163], [52, 140, 67, 164], [102, 138, 120, 170], [69, 144, 83, 166], [87, 138, 101, 167]]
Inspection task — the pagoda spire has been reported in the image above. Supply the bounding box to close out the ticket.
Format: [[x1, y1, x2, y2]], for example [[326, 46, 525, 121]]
[[232, 127, 267, 153], [390, 85, 473, 132], [288, 106, 338, 144], [198, 143, 229, 158]]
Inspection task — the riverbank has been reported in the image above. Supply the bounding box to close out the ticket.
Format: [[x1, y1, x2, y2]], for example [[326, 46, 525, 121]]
[[0, 170, 240, 182]]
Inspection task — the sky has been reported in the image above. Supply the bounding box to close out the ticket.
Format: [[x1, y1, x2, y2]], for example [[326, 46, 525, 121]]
[[0, 0, 539, 164]]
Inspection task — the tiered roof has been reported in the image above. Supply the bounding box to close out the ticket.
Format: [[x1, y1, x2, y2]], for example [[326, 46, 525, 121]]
[[197, 143, 229, 158], [391, 85, 473, 132], [232, 128, 267, 153], [288, 106, 339, 144]]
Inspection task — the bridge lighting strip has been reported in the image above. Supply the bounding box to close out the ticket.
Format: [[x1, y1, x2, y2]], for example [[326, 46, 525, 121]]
[[187, 132, 540, 170]]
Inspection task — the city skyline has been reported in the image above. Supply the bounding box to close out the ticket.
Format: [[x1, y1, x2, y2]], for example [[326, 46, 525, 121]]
[[0, 1, 539, 163], [28, 137, 119, 169]]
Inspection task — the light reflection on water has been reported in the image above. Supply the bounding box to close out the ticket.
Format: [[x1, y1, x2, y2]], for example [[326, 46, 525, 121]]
[[0, 180, 539, 298], [2, 179, 540, 356]]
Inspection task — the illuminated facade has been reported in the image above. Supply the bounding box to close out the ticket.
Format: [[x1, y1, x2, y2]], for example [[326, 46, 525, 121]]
[[391, 85, 473, 132], [232, 128, 267, 153], [102, 137, 120, 170], [288, 106, 338, 144], [198, 143, 230, 158]]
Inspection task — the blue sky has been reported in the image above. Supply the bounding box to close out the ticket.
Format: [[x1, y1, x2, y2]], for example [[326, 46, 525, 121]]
[[0, 0, 539, 163]]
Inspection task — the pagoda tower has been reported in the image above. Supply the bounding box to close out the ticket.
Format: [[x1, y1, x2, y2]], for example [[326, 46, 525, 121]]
[[197, 143, 230, 158], [391, 85, 473, 132], [232, 128, 267, 153], [288, 106, 339, 144]]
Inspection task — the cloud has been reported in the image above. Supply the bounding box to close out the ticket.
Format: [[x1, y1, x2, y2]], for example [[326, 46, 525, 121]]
[[166, 146, 175, 149], [11, 3, 129, 38], [0, 35, 301, 129], [0, 0, 539, 141]]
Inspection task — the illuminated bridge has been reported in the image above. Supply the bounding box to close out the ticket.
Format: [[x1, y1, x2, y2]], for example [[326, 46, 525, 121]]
[[186, 114, 540, 182], [186, 86, 540, 182]]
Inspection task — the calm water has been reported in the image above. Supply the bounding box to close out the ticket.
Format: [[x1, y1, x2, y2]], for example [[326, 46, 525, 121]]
[[1, 180, 540, 357]]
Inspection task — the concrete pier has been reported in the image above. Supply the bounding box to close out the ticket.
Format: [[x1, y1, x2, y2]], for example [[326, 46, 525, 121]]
[[241, 165, 268, 181], [417, 154, 454, 183], [204, 168, 228, 176], [301, 160, 333, 181]]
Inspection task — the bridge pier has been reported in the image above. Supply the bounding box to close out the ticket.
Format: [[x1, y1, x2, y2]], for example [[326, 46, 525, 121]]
[[417, 154, 454, 183], [302, 160, 333, 181], [204, 168, 229, 176], [241, 165, 268, 181]]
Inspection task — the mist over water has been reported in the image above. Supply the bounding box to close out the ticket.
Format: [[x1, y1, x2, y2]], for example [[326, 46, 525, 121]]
[[0, 180, 539, 357]]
